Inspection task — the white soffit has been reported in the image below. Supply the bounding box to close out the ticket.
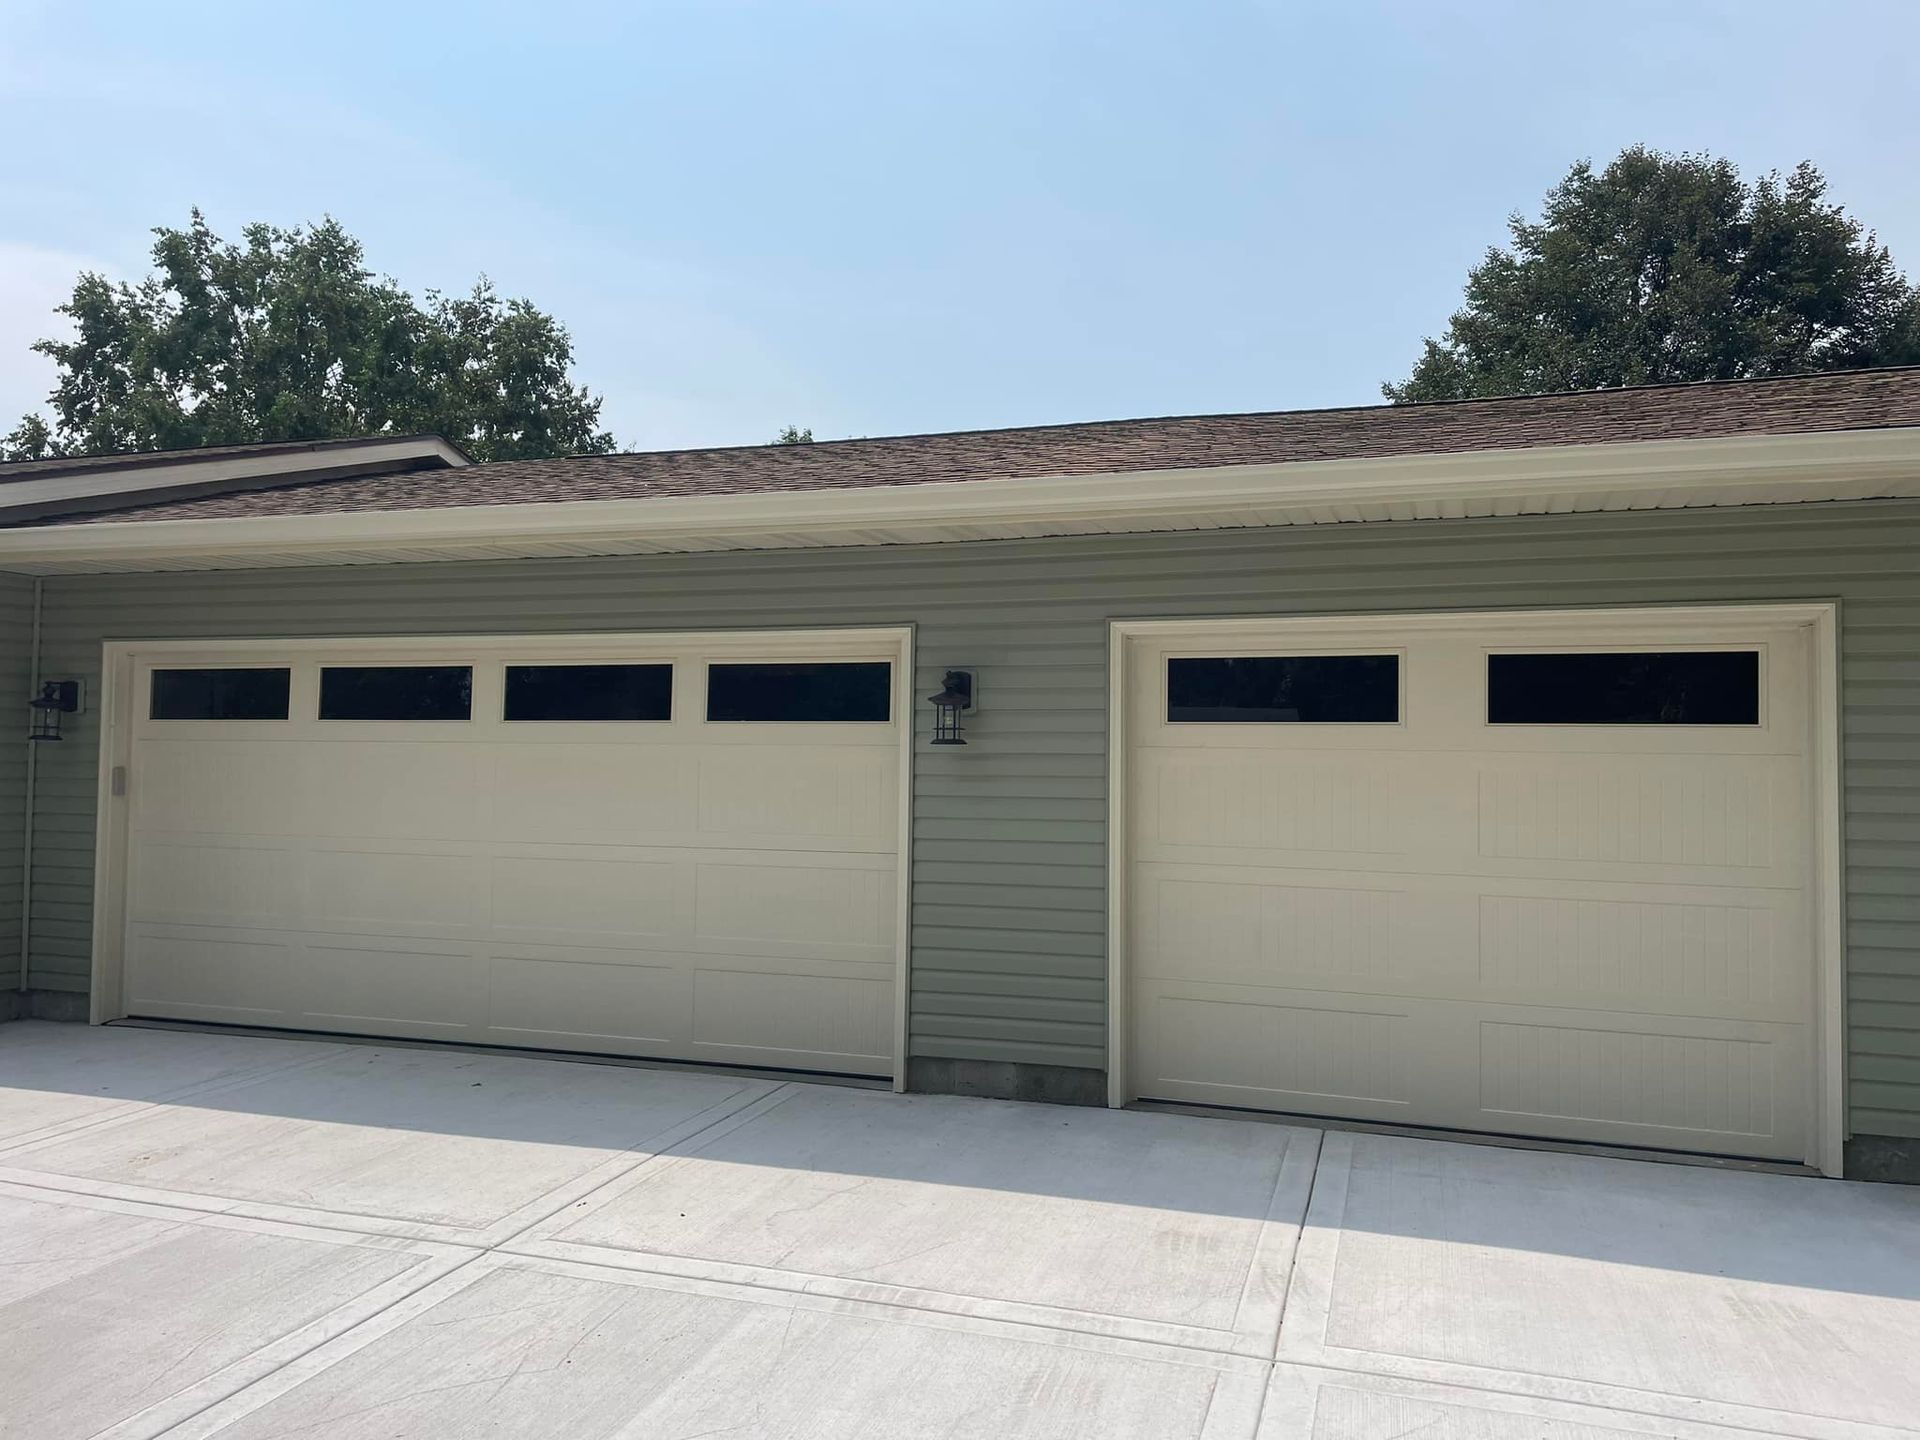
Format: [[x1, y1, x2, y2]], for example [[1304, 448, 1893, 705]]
[[2, 428, 1917, 575]]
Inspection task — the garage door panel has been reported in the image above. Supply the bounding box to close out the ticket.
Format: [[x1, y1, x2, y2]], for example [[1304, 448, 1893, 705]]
[[694, 861, 895, 953], [489, 855, 687, 945], [133, 741, 307, 837], [1478, 889, 1804, 1021], [479, 947, 893, 1070], [690, 966, 892, 1071], [124, 929, 298, 1022], [1138, 749, 1408, 859], [120, 635, 903, 1079], [1476, 753, 1801, 876], [698, 746, 897, 845], [1139, 985, 1416, 1115], [307, 849, 489, 935], [687, 933, 899, 968], [1475, 1016, 1798, 1151], [294, 938, 485, 1036], [1135, 869, 1462, 994], [299, 744, 487, 841], [486, 745, 699, 845], [129, 839, 302, 930], [483, 951, 690, 1050], [1136, 862, 1804, 1024], [1128, 617, 1817, 1162], [1138, 980, 1805, 1156]]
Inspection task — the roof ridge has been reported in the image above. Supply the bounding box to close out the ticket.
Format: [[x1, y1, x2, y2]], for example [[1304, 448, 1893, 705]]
[[472, 365, 1920, 472]]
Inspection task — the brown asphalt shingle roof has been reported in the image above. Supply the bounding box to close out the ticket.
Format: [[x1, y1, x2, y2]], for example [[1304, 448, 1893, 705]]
[[19, 368, 1920, 528]]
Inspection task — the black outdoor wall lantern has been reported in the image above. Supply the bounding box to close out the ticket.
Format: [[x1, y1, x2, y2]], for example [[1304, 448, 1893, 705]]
[[28, 679, 82, 742], [927, 670, 974, 746]]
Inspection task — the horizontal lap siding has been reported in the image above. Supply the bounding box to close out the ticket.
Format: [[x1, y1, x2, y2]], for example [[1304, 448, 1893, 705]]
[[24, 498, 1920, 1137], [0, 575, 31, 984]]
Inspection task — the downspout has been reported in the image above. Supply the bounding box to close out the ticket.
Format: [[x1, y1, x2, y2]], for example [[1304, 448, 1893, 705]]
[[18, 578, 41, 994]]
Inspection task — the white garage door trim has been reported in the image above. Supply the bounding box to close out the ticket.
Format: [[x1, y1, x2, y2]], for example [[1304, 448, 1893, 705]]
[[1107, 603, 1844, 1175], [87, 626, 916, 1091]]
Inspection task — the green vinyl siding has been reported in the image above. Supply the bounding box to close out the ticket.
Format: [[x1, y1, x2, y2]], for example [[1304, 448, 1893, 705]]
[[0, 574, 32, 986], [20, 497, 1920, 1138]]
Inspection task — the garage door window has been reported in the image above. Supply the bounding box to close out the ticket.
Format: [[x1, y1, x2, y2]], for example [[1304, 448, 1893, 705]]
[[706, 662, 891, 722], [150, 667, 291, 721], [1487, 650, 1760, 725], [319, 665, 473, 721], [1166, 655, 1399, 723], [504, 663, 672, 721]]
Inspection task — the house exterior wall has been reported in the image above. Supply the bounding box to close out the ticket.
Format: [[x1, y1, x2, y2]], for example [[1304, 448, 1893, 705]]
[[20, 499, 1920, 1166], [0, 573, 32, 1010]]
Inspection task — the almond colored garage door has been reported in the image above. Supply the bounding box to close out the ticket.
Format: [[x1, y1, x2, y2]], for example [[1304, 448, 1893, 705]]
[[1124, 612, 1818, 1160], [115, 632, 905, 1077]]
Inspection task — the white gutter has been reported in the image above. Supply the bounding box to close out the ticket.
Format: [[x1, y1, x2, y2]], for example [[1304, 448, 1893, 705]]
[[1, 428, 1916, 575]]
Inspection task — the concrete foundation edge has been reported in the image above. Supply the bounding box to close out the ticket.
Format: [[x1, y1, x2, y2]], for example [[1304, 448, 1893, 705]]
[[1845, 1134, 1920, 1185], [0, 989, 90, 1023], [906, 1057, 1106, 1107]]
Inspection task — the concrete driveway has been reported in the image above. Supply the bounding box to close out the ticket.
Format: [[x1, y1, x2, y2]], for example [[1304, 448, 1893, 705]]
[[1, 1022, 1916, 1439]]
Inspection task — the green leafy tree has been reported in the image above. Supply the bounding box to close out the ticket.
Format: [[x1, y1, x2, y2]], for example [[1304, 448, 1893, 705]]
[[3, 210, 617, 461], [1, 414, 56, 461], [774, 425, 814, 444], [1386, 148, 1920, 402]]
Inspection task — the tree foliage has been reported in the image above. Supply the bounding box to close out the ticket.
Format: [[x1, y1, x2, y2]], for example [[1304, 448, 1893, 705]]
[[774, 425, 814, 444], [1386, 148, 1920, 403], [1, 415, 56, 461], [3, 211, 617, 461]]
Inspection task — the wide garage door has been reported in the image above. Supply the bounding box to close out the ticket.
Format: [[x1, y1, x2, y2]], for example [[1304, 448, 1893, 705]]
[[113, 631, 906, 1077], [1124, 610, 1819, 1161]]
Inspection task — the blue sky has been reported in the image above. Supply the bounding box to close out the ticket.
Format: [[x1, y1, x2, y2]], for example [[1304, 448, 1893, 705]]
[[3, 1, 1917, 451]]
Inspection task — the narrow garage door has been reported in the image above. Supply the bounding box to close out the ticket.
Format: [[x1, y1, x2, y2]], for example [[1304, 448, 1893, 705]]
[[115, 632, 905, 1077], [1125, 611, 1817, 1160]]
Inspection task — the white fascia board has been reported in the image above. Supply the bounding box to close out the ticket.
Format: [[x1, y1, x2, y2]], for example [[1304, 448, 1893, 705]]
[[3, 428, 1917, 575], [0, 436, 470, 511]]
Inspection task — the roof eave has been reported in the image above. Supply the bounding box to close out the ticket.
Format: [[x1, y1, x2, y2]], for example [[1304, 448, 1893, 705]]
[[0, 435, 472, 522], [3, 428, 1917, 576]]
